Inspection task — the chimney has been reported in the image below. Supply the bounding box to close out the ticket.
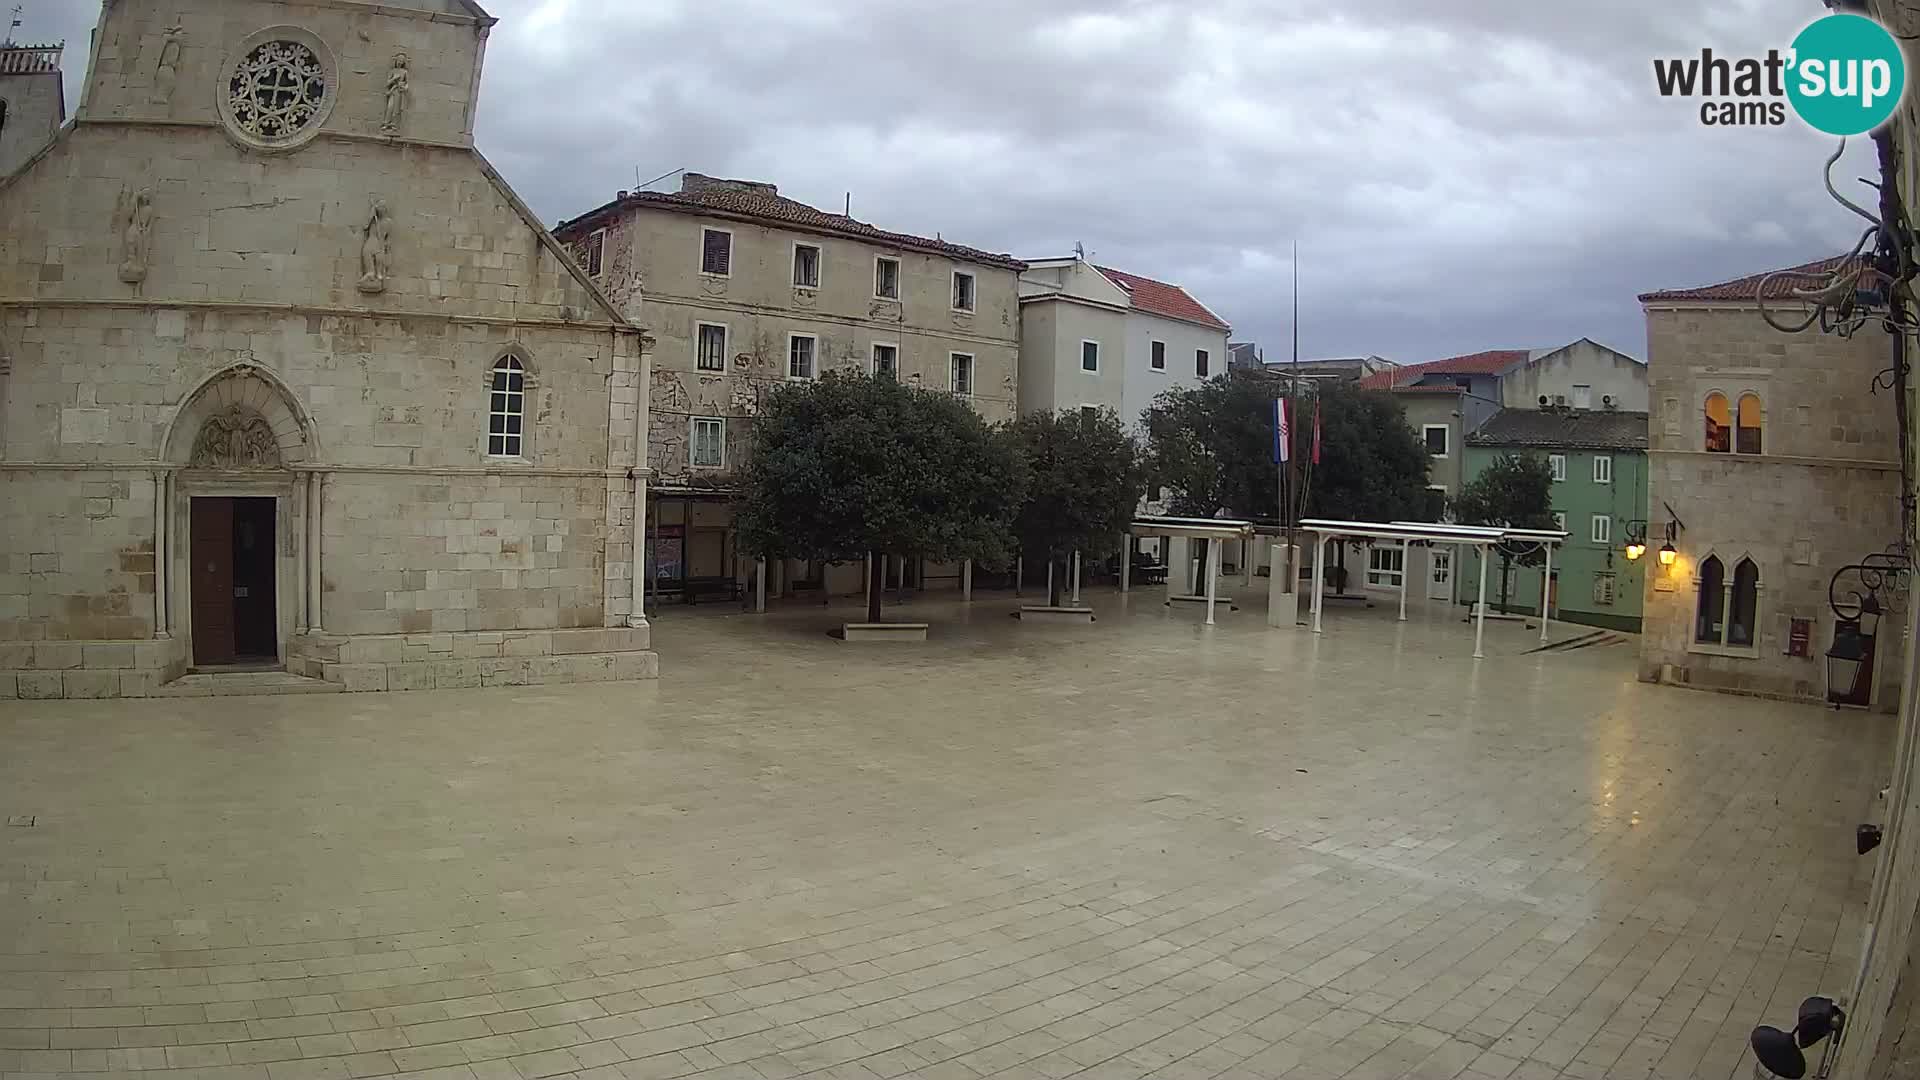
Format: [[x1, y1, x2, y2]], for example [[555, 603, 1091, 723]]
[[680, 173, 778, 198]]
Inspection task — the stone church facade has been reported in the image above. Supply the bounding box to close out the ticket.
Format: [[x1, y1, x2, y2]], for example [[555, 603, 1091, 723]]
[[0, 0, 657, 697]]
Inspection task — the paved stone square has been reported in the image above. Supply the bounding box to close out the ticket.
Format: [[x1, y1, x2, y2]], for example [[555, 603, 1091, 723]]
[[0, 591, 1893, 1079]]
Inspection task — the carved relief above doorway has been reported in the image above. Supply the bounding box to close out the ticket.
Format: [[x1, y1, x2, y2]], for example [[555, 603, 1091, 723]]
[[189, 406, 285, 470]]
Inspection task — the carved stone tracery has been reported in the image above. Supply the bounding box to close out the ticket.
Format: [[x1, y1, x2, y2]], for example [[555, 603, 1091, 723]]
[[189, 406, 285, 470]]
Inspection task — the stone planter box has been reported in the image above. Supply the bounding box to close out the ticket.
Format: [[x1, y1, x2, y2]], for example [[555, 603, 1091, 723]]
[[840, 622, 929, 642], [1017, 606, 1096, 624]]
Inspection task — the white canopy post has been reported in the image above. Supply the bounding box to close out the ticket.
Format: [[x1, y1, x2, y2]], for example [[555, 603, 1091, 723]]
[[1311, 533, 1327, 633], [1540, 542, 1552, 642], [962, 559, 973, 602], [1397, 538, 1410, 621], [755, 557, 767, 613], [1015, 556, 1023, 597], [1474, 543, 1489, 659], [1120, 537, 1132, 593], [1071, 551, 1082, 603], [1204, 536, 1222, 625]]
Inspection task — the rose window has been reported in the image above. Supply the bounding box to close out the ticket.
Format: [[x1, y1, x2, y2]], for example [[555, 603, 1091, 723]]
[[227, 41, 327, 143]]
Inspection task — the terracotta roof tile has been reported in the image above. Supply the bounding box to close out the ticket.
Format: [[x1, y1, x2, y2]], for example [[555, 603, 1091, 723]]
[[1358, 349, 1528, 390], [1638, 254, 1885, 303], [1093, 266, 1231, 331], [556, 175, 1025, 270]]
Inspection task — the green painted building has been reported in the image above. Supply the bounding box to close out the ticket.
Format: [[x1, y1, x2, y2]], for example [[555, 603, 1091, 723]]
[[1454, 409, 1650, 632]]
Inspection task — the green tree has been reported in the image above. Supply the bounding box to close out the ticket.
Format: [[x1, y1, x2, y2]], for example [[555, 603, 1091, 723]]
[[1451, 453, 1557, 614], [1009, 408, 1147, 606], [735, 372, 1026, 623], [1142, 373, 1434, 588]]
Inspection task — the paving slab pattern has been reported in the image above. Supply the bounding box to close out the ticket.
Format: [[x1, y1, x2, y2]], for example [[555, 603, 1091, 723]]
[[0, 592, 1893, 1079]]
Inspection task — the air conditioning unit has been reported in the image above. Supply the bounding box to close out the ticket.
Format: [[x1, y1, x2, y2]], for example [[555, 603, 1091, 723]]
[[1602, 394, 1617, 409], [1537, 395, 1550, 407], [1553, 394, 1567, 406]]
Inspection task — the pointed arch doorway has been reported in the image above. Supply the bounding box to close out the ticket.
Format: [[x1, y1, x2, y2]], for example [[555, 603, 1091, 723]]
[[161, 365, 318, 669]]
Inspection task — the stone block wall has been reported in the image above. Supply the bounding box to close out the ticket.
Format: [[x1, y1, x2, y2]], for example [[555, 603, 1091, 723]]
[[288, 625, 654, 692], [320, 471, 609, 636], [0, 636, 186, 699], [0, 470, 156, 641]]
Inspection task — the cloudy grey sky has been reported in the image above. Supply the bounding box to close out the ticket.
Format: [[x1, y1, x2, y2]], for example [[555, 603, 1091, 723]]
[[34, 0, 1889, 364]]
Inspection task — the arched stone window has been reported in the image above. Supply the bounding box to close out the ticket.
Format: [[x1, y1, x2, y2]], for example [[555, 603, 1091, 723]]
[[1704, 392, 1731, 453], [1736, 393, 1763, 455], [1694, 552, 1762, 652], [487, 354, 527, 458], [1728, 557, 1760, 646], [1695, 555, 1725, 643]]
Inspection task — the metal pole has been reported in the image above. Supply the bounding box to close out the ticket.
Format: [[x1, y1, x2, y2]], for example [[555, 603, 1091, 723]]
[[1474, 544, 1489, 659], [1540, 542, 1553, 643], [1120, 535, 1132, 593], [1046, 560, 1054, 602], [1311, 533, 1326, 633], [1397, 538, 1409, 621], [962, 559, 973, 602], [1204, 536, 1221, 626], [755, 557, 767, 613], [1015, 555, 1023, 597], [1071, 551, 1081, 603]]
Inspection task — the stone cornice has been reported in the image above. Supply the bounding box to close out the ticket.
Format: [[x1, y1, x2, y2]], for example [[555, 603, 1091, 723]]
[[1649, 447, 1900, 471], [0, 298, 641, 337], [0, 461, 654, 479]]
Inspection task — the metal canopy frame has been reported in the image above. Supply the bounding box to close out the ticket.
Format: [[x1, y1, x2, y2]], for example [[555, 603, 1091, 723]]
[[1301, 518, 1567, 659], [1125, 517, 1256, 625]]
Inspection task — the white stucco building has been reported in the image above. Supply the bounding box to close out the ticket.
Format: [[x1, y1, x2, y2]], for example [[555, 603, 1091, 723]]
[[1016, 254, 1231, 425]]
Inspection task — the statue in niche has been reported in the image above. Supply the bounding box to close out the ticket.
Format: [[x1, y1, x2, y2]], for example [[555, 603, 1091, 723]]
[[190, 406, 283, 470], [152, 22, 185, 107], [357, 198, 391, 293], [117, 188, 154, 284], [380, 51, 409, 134]]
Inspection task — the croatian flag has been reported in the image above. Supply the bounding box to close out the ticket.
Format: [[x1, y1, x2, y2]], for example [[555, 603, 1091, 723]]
[[1273, 399, 1290, 464]]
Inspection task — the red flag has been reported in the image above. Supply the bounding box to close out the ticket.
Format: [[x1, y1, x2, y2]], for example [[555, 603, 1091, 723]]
[[1312, 400, 1322, 464]]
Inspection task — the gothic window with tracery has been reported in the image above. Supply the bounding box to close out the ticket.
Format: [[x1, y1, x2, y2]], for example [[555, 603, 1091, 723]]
[[227, 40, 327, 143]]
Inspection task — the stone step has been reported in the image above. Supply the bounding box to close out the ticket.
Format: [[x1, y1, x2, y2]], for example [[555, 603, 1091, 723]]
[[153, 671, 345, 697]]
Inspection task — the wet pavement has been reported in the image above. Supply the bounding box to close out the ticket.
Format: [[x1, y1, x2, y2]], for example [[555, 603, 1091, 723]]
[[0, 587, 1893, 1079]]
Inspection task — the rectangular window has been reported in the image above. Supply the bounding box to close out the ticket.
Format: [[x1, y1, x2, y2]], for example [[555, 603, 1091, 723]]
[[788, 334, 815, 379], [1590, 514, 1611, 545], [1080, 405, 1100, 423], [1151, 340, 1166, 371], [577, 229, 605, 277], [871, 342, 897, 378], [1593, 572, 1616, 606], [1081, 340, 1100, 372], [1423, 424, 1449, 457], [690, 417, 725, 469], [1571, 384, 1592, 410], [1593, 455, 1612, 484], [1195, 349, 1210, 377], [952, 270, 976, 312], [700, 228, 731, 276], [792, 242, 821, 289], [1553, 511, 1567, 532], [1549, 453, 1567, 481], [875, 256, 901, 300], [695, 322, 727, 372], [1366, 545, 1405, 588], [950, 352, 974, 396], [1424, 485, 1449, 522]]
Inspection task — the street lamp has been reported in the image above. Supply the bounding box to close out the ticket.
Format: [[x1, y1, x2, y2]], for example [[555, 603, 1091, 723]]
[[1625, 541, 1646, 561], [1658, 541, 1676, 566]]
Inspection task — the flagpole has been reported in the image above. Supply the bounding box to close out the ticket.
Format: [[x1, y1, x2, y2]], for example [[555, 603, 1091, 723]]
[[1283, 241, 1299, 584]]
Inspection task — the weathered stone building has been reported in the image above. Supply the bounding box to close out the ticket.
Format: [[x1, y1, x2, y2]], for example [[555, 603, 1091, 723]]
[[1639, 257, 1904, 707], [554, 175, 1023, 599], [0, 41, 64, 178], [0, 0, 657, 697]]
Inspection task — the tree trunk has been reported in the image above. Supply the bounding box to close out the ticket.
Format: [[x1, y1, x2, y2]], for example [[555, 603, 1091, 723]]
[[867, 550, 884, 623], [1497, 552, 1512, 615], [1049, 557, 1063, 606]]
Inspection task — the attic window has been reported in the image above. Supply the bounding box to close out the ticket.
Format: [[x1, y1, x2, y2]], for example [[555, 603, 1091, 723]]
[[701, 228, 732, 276]]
